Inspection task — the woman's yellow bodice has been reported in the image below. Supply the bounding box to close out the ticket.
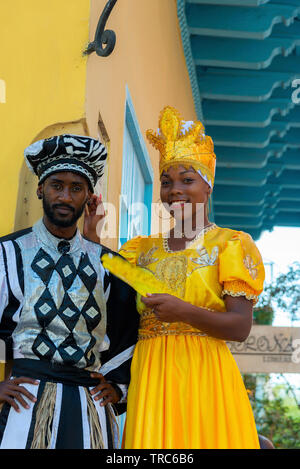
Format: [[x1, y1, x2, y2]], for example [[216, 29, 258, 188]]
[[104, 225, 264, 340]]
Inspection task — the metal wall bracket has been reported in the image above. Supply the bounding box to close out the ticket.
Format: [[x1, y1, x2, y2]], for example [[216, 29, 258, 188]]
[[85, 0, 118, 57]]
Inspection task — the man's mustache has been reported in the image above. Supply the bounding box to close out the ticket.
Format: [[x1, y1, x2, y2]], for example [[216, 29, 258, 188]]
[[52, 204, 75, 213]]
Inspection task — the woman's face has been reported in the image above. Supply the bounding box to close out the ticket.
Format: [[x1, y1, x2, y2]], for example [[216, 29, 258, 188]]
[[160, 165, 211, 221]]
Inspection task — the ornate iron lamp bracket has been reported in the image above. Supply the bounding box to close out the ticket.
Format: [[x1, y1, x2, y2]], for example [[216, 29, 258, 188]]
[[85, 0, 118, 57]]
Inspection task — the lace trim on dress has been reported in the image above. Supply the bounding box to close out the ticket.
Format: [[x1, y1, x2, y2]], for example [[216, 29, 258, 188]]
[[162, 223, 218, 253], [221, 289, 259, 305]]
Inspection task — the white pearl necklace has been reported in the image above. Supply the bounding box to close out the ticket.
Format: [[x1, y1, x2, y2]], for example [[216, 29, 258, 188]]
[[162, 223, 217, 253]]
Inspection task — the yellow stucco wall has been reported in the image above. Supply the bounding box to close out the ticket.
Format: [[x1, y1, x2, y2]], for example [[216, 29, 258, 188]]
[[86, 0, 196, 251], [0, 0, 90, 237]]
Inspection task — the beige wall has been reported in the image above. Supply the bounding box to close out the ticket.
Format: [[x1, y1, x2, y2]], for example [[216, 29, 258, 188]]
[[86, 0, 196, 250]]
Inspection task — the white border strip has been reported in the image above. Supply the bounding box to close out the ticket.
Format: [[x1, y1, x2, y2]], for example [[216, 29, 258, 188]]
[[99, 345, 135, 376], [49, 383, 63, 449], [3, 241, 24, 322], [90, 390, 108, 449], [0, 244, 8, 320], [79, 386, 91, 449]]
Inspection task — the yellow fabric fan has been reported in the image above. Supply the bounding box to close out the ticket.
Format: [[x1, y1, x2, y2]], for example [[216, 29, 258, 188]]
[[101, 253, 176, 297]]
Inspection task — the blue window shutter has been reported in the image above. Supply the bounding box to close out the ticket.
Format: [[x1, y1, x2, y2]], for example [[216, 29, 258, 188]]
[[119, 87, 154, 248]]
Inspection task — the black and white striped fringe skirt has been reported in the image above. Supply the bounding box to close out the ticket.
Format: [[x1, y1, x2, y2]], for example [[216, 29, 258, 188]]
[[0, 359, 120, 449]]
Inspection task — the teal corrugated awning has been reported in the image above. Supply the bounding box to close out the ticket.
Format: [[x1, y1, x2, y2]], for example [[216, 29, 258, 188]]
[[177, 0, 300, 239]]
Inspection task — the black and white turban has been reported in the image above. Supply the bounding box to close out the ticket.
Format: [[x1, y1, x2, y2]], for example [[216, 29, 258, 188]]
[[24, 135, 108, 192]]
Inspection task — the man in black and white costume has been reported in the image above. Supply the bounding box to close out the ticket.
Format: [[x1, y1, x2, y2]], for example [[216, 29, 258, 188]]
[[0, 135, 139, 449]]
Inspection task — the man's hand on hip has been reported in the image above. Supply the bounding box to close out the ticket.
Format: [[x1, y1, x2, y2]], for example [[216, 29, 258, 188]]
[[0, 377, 39, 412], [90, 372, 121, 406]]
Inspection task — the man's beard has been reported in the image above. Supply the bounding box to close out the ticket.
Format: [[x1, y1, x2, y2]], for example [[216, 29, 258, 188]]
[[42, 196, 87, 228]]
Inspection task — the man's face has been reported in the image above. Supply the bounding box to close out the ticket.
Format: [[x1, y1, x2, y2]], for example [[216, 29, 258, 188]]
[[38, 172, 91, 228]]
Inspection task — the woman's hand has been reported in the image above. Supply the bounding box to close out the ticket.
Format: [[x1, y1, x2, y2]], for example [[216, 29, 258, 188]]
[[90, 372, 121, 406], [142, 293, 253, 342], [0, 377, 39, 412], [141, 293, 187, 323], [83, 194, 105, 244]]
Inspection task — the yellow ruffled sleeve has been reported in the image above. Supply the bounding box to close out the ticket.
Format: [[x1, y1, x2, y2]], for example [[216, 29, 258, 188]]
[[219, 232, 265, 305], [118, 236, 142, 265]]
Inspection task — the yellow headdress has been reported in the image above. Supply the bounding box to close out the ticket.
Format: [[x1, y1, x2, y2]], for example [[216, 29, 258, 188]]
[[146, 106, 216, 188]]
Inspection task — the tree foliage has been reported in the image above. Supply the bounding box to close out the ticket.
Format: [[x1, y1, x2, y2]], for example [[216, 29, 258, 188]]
[[245, 381, 300, 449], [254, 262, 300, 324], [244, 262, 300, 448]]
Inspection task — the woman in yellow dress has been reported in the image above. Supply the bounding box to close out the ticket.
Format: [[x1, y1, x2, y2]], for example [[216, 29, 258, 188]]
[[89, 106, 265, 449]]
